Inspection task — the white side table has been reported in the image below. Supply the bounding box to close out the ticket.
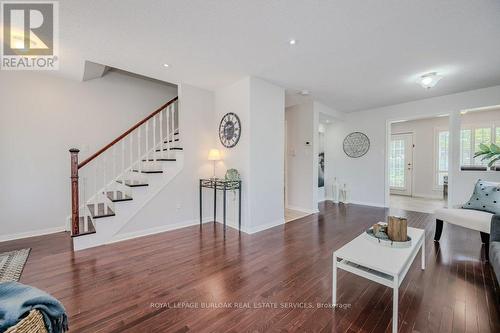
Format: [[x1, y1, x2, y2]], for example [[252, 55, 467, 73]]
[[332, 227, 425, 333]]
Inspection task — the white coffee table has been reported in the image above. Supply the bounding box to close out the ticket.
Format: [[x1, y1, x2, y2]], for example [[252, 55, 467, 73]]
[[332, 227, 425, 333]]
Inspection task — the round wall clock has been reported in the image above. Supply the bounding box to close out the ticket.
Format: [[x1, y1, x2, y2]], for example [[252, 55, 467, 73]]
[[343, 132, 370, 158], [219, 112, 241, 148]]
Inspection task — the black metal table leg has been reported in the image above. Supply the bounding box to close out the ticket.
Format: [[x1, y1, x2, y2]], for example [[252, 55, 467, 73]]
[[238, 181, 242, 232], [223, 183, 227, 233], [213, 181, 217, 224]]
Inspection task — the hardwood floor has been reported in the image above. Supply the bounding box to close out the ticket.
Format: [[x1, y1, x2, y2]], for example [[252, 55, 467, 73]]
[[1, 202, 499, 332]]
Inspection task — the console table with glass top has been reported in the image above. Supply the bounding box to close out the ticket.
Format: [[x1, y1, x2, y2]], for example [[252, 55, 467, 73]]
[[199, 178, 242, 232]]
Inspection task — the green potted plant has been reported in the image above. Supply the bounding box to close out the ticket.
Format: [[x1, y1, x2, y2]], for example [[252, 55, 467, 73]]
[[474, 143, 500, 169]]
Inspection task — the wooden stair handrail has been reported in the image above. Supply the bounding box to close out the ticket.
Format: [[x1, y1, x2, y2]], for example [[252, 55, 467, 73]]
[[78, 96, 178, 169]]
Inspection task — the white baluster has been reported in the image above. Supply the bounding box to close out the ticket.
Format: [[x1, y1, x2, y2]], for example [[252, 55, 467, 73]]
[[153, 115, 157, 163], [160, 108, 164, 155], [102, 155, 106, 198], [173, 102, 177, 136], [166, 105, 170, 153], [122, 140, 125, 179], [112, 146, 117, 192], [129, 133, 133, 178], [171, 104, 175, 147], [82, 176, 88, 233], [78, 173, 82, 230], [82, 174, 86, 219], [138, 127, 141, 173], [145, 120, 149, 161], [94, 161, 98, 216], [82, 174, 88, 231]]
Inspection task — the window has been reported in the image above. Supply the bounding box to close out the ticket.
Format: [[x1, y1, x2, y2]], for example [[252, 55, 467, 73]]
[[435, 124, 499, 186], [389, 139, 405, 188], [460, 125, 496, 166], [460, 129, 472, 166], [436, 130, 449, 186], [474, 127, 491, 165]]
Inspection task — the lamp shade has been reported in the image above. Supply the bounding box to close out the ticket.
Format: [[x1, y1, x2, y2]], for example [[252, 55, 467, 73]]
[[208, 149, 222, 161]]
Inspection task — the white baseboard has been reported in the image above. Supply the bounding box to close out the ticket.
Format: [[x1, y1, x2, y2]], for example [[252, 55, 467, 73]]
[[286, 205, 319, 214], [320, 199, 387, 208], [0, 226, 66, 243], [109, 218, 209, 245], [411, 193, 444, 200], [348, 200, 388, 208], [213, 217, 285, 234], [324, 197, 340, 203], [109, 215, 285, 244], [246, 218, 285, 234]]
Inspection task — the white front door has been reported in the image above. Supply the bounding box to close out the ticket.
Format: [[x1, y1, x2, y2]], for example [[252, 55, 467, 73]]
[[389, 133, 413, 196]]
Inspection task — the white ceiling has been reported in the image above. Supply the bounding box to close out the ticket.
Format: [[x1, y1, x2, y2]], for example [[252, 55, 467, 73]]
[[58, 0, 500, 112]]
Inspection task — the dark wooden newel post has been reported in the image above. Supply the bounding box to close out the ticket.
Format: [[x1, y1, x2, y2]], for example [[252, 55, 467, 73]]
[[69, 148, 80, 235]]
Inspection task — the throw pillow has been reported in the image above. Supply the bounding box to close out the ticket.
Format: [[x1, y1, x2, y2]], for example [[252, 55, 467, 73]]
[[462, 180, 500, 214]]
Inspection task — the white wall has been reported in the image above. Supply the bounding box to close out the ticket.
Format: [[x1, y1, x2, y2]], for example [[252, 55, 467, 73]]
[[285, 102, 317, 212], [214, 77, 251, 229], [285, 101, 340, 211], [325, 85, 500, 208], [117, 84, 215, 236], [0, 71, 177, 241], [318, 125, 326, 202], [248, 78, 285, 231], [214, 77, 285, 232]]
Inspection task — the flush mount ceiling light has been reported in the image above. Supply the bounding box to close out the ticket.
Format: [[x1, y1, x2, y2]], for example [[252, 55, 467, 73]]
[[162, 63, 170, 68], [288, 39, 297, 45], [298, 89, 310, 96], [418, 72, 443, 89]]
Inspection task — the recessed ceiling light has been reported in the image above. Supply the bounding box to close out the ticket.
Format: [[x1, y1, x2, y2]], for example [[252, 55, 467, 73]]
[[289, 39, 297, 45], [163, 63, 170, 68], [418, 72, 443, 89]]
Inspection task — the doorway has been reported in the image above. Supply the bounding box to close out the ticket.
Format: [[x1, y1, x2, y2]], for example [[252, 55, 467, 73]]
[[388, 116, 449, 214], [389, 133, 413, 196]]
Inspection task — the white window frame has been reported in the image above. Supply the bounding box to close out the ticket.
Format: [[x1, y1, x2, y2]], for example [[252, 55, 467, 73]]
[[460, 122, 499, 167], [434, 127, 449, 189]]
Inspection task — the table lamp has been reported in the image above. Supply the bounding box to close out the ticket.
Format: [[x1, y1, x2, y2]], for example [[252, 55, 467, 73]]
[[208, 149, 221, 179]]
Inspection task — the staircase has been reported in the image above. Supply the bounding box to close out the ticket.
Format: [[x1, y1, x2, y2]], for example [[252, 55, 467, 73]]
[[69, 97, 182, 250]]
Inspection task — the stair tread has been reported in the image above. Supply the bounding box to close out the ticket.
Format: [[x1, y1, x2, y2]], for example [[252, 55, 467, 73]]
[[164, 138, 180, 144], [132, 169, 163, 174], [71, 216, 96, 237], [142, 158, 176, 162], [106, 191, 132, 202], [87, 203, 115, 218], [155, 147, 183, 152], [117, 179, 149, 187]]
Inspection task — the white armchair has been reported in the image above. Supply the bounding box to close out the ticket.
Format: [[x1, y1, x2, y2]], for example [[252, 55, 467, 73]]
[[434, 205, 493, 259]]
